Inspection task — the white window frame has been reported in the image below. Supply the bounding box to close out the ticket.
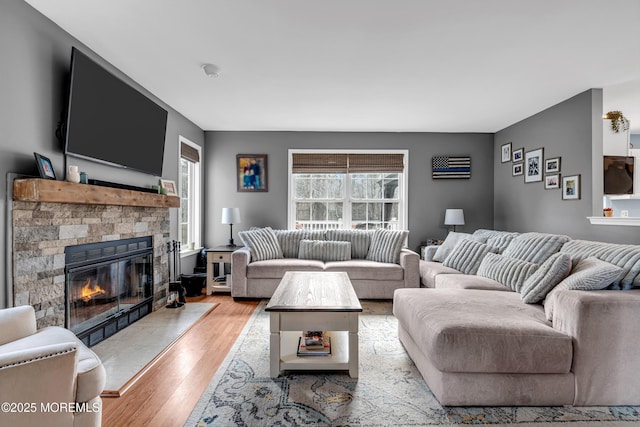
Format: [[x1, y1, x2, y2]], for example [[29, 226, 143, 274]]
[[179, 136, 202, 253], [287, 149, 409, 230]]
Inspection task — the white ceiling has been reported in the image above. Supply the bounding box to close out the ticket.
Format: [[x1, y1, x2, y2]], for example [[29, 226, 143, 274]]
[[24, 0, 640, 133]]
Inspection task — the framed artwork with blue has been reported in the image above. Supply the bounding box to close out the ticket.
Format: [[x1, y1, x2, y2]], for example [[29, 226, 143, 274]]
[[237, 154, 268, 192]]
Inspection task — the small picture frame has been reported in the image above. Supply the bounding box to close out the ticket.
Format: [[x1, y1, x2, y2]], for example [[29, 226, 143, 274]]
[[160, 179, 178, 196], [34, 152, 56, 179], [545, 157, 561, 174], [501, 142, 512, 163], [512, 163, 523, 176], [237, 154, 268, 192], [512, 148, 523, 163], [545, 174, 560, 189], [562, 174, 581, 200], [524, 148, 544, 183]]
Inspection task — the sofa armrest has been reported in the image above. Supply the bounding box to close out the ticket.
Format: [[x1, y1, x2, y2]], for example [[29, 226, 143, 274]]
[[0, 306, 36, 346], [0, 342, 79, 425], [399, 248, 420, 288], [551, 289, 640, 405], [422, 245, 440, 262], [231, 247, 251, 298]]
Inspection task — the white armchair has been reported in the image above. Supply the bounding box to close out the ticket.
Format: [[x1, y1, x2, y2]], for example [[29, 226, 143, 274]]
[[0, 305, 106, 427]]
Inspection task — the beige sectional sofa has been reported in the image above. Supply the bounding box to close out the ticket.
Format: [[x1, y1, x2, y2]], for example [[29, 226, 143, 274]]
[[231, 227, 420, 299], [394, 229, 640, 406]]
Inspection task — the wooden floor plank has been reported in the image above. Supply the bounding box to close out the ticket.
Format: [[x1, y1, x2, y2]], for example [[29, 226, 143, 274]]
[[101, 293, 258, 427]]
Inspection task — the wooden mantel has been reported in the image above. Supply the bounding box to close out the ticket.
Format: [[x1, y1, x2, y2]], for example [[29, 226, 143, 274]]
[[13, 178, 180, 208]]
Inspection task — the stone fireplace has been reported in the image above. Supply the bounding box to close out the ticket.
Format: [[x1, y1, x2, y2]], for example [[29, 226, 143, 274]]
[[11, 178, 179, 334]]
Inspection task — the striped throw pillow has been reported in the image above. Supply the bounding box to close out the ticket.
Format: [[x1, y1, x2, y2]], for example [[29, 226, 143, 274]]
[[298, 240, 351, 262], [238, 227, 283, 261], [443, 239, 499, 275], [477, 253, 538, 292], [274, 229, 308, 258], [544, 257, 624, 320], [520, 252, 572, 304], [366, 229, 409, 264], [502, 232, 571, 264], [326, 229, 373, 259]]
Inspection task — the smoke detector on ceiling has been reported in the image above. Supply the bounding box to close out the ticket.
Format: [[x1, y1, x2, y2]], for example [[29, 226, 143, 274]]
[[201, 63, 220, 78]]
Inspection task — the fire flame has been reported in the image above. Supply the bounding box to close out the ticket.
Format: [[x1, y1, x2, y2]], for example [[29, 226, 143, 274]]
[[81, 278, 106, 302]]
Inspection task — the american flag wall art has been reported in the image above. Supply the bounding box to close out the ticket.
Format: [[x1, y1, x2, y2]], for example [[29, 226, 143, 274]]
[[432, 156, 471, 179]]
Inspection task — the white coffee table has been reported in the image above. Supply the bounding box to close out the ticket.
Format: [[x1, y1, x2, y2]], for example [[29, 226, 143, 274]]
[[265, 271, 362, 378]]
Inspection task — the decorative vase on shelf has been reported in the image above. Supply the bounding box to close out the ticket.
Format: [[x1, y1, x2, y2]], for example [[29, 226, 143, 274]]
[[603, 208, 614, 217], [66, 165, 80, 183]]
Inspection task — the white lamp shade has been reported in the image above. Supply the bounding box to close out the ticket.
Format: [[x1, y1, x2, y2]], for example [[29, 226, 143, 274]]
[[221, 207, 241, 224], [444, 209, 465, 226]]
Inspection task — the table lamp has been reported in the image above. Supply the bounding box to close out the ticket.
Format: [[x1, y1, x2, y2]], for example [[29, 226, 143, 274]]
[[221, 207, 241, 247], [444, 209, 464, 232]]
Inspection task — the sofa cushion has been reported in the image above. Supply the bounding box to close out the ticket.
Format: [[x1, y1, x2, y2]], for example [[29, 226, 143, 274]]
[[393, 289, 573, 374], [419, 260, 462, 288], [366, 229, 408, 264], [544, 257, 625, 321], [274, 229, 308, 258], [560, 240, 640, 290], [435, 274, 512, 291], [502, 232, 571, 264], [247, 258, 324, 278], [520, 252, 573, 304], [472, 229, 520, 253], [433, 232, 486, 262], [443, 238, 499, 275], [299, 239, 351, 262], [325, 229, 372, 259], [477, 253, 538, 292], [325, 260, 404, 281], [238, 227, 283, 261]]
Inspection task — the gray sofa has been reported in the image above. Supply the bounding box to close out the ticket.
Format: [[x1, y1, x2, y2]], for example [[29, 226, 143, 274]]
[[394, 229, 640, 406], [231, 228, 420, 299]]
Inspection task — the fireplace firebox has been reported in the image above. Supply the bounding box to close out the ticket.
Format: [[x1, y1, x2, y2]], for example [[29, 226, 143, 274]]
[[65, 237, 153, 346]]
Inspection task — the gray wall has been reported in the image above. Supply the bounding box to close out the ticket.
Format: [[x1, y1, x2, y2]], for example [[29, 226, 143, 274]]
[[1, 0, 205, 307], [494, 89, 638, 244], [204, 131, 495, 250]]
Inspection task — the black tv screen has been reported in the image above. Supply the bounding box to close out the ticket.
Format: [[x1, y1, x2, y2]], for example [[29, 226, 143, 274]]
[[64, 48, 168, 176]]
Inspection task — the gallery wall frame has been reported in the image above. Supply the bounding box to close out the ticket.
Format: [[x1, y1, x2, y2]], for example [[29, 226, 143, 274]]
[[562, 174, 581, 200], [501, 142, 512, 163], [512, 148, 523, 163], [545, 157, 561, 174], [524, 148, 544, 183], [545, 174, 560, 190]]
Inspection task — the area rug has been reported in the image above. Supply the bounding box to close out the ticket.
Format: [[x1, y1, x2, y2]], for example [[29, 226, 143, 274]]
[[185, 301, 640, 426], [93, 302, 217, 396]]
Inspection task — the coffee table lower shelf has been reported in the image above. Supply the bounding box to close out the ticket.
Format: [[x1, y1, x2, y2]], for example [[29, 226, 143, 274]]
[[279, 331, 349, 372]]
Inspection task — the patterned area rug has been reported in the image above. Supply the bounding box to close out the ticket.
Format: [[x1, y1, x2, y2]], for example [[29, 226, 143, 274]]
[[185, 301, 640, 426]]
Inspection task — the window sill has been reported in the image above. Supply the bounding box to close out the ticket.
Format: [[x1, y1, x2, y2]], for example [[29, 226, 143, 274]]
[[587, 217, 640, 227], [180, 247, 203, 257]]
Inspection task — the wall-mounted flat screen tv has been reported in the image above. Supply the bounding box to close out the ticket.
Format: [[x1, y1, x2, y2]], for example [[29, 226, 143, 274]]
[[64, 47, 168, 176], [604, 155, 634, 195]]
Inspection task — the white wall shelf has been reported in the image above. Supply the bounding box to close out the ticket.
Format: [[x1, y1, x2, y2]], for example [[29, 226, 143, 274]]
[[587, 217, 640, 227]]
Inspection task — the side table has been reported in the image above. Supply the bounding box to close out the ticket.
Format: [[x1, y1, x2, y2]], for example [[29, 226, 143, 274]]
[[205, 245, 242, 295]]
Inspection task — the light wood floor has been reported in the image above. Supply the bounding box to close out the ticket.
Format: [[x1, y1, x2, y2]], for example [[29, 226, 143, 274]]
[[101, 293, 259, 427]]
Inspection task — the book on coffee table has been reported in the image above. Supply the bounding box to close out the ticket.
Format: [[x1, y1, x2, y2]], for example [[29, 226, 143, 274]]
[[297, 336, 331, 356]]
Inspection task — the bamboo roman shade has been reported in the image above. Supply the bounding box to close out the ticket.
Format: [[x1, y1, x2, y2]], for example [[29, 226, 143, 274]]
[[181, 142, 200, 163], [292, 153, 404, 173]]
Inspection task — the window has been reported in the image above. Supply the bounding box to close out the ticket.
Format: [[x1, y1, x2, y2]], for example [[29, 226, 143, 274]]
[[179, 136, 202, 251], [289, 151, 407, 230]]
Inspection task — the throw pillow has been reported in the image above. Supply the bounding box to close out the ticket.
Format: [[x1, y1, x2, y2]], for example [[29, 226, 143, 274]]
[[472, 229, 520, 254], [477, 253, 538, 293], [501, 232, 571, 264], [326, 229, 372, 259], [442, 239, 499, 275], [299, 240, 352, 262], [433, 232, 486, 263], [275, 229, 308, 258], [366, 229, 409, 264], [520, 252, 572, 304], [238, 227, 283, 261], [543, 257, 624, 321]]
